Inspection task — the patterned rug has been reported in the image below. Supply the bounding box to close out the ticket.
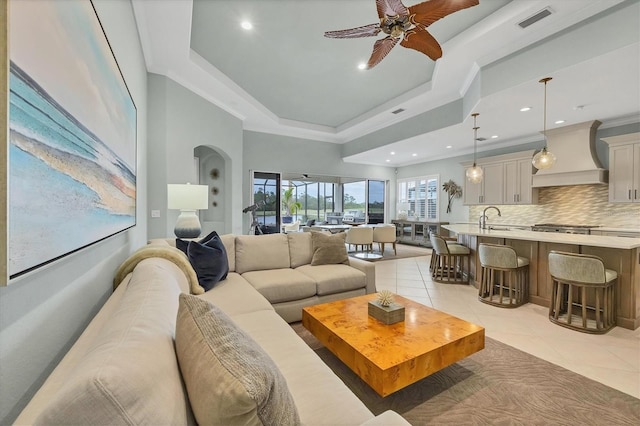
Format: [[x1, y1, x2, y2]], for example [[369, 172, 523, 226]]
[[291, 322, 640, 425]]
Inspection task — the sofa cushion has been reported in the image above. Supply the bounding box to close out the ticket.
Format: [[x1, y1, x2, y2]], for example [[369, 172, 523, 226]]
[[310, 231, 349, 266], [176, 294, 300, 426], [236, 233, 290, 274], [229, 310, 375, 425], [287, 231, 313, 268], [198, 272, 274, 317], [297, 264, 367, 296], [34, 259, 192, 425], [242, 269, 316, 303]]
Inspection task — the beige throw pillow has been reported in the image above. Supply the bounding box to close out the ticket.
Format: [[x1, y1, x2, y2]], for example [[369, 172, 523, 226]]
[[176, 294, 300, 426], [310, 231, 349, 266]]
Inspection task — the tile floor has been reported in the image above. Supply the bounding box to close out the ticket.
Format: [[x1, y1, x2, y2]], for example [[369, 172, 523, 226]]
[[374, 255, 640, 399]]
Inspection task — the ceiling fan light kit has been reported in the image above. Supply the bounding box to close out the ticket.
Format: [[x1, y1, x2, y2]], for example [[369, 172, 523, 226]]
[[466, 112, 483, 184], [324, 0, 480, 69], [532, 77, 557, 170]]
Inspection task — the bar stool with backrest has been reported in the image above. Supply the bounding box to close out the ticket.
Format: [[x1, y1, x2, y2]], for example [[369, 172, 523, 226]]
[[430, 234, 470, 283], [478, 243, 529, 308], [548, 250, 617, 334], [428, 232, 461, 273]]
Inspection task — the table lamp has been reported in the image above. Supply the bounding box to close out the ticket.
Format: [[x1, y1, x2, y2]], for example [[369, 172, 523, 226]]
[[167, 183, 209, 238]]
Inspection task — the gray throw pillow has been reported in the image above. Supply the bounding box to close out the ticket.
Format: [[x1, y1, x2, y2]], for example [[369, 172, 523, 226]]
[[310, 231, 349, 266], [175, 294, 301, 426]]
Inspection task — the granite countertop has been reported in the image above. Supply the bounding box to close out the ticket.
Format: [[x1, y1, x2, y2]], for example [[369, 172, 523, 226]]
[[443, 224, 640, 249]]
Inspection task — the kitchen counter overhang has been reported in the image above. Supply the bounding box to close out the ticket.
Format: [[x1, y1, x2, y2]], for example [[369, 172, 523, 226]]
[[442, 224, 640, 250], [442, 224, 640, 330]]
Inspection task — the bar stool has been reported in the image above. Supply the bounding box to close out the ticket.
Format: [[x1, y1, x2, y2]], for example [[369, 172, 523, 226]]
[[430, 234, 470, 283], [428, 234, 460, 273], [548, 251, 617, 334], [478, 243, 529, 308]]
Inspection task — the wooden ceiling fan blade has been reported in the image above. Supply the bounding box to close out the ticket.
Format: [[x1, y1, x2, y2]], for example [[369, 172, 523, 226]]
[[408, 0, 479, 27], [324, 23, 382, 39], [367, 36, 399, 69], [400, 29, 442, 61], [376, 0, 409, 19]]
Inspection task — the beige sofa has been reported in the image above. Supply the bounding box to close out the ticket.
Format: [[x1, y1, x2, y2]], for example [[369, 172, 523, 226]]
[[15, 233, 410, 425], [160, 232, 377, 323]]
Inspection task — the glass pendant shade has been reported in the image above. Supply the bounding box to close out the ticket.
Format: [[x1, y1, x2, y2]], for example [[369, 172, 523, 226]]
[[465, 112, 483, 183], [466, 164, 484, 183], [532, 77, 556, 170], [532, 146, 556, 169]]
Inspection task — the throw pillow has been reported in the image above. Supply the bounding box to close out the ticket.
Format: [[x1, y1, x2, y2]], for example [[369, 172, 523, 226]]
[[187, 234, 229, 291], [310, 231, 349, 266], [176, 294, 301, 426], [175, 230, 218, 254], [306, 219, 315, 227]]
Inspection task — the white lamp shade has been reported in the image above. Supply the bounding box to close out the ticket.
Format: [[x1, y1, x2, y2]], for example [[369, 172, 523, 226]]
[[167, 184, 209, 210]]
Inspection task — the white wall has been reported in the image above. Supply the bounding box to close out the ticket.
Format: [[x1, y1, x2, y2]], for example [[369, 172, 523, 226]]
[[146, 74, 244, 238], [0, 1, 148, 423]]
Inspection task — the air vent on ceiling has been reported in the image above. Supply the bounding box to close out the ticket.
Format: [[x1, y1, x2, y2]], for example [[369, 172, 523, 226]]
[[518, 7, 552, 29], [391, 108, 405, 115], [476, 137, 486, 142]]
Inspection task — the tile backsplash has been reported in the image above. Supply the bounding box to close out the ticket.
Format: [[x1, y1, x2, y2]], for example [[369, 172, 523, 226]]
[[469, 185, 640, 229]]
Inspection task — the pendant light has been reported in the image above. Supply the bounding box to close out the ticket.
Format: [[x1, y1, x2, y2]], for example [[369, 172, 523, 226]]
[[532, 77, 557, 169], [465, 112, 483, 183]]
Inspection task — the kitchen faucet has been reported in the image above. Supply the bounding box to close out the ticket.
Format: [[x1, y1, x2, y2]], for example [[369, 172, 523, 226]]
[[480, 206, 501, 229]]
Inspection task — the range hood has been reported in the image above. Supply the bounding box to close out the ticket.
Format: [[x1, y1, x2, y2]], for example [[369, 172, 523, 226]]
[[532, 120, 608, 187]]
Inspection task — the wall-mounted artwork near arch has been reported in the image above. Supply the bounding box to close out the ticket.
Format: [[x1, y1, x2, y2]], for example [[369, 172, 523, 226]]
[[2, 0, 137, 284]]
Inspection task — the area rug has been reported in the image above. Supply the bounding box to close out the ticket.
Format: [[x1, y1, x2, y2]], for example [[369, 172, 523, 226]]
[[291, 323, 640, 425], [348, 243, 431, 262]]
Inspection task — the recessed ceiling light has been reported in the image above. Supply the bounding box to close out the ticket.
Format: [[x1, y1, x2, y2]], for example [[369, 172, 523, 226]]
[[412, 153, 417, 157], [555, 120, 565, 124], [241, 21, 253, 30], [446, 145, 452, 149], [390, 151, 395, 155], [357, 63, 366, 70], [491, 135, 499, 139], [385, 159, 391, 163], [520, 107, 532, 112]]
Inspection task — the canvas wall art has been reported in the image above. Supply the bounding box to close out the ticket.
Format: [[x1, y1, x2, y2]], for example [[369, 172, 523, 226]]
[[6, 0, 136, 281]]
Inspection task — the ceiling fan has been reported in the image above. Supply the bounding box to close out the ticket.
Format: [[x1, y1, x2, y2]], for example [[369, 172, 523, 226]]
[[325, 0, 479, 69]]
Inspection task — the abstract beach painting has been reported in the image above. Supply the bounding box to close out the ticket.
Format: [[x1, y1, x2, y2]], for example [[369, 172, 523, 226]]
[[8, 0, 136, 279]]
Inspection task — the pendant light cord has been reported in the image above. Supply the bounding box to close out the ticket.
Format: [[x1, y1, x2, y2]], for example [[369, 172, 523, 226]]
[[471, 112, 479, 165], [540, 77, 552, 151]]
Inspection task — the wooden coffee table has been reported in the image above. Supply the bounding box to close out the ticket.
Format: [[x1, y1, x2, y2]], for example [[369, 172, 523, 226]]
[[302, 293, 485, 397]]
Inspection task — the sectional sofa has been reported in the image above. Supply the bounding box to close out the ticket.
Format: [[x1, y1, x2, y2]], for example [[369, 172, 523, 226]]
[[15, 232, 410, 425]]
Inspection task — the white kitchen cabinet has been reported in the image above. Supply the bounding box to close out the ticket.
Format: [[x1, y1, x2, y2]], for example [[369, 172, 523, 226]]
[[504, 158, 538, 204], [603, 133, 640, 203], [463, 162, 504, 205], [462, 150, 536, 205]]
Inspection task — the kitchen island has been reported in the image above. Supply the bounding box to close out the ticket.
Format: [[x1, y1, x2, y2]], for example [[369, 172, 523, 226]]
[[442, 224, 640, 330]]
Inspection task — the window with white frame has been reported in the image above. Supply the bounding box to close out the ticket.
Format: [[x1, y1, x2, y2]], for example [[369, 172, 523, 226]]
[[397, 175, 439, 221]]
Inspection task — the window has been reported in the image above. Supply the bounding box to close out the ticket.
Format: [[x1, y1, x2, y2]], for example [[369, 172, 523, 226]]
[[397, 175, 439, 221], [343, 179, 386, 223], [282, 179, 335, 223], [252, 172, 280, 234]]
